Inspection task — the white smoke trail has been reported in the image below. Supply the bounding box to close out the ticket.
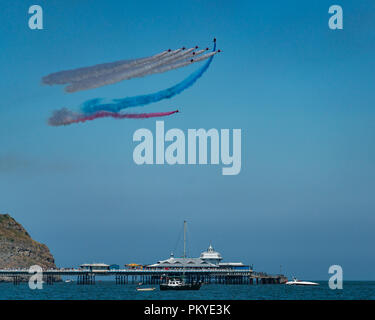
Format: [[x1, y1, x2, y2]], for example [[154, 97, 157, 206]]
[[135, 51, 219, 79], [42, 49, 172, 85], [64, 47, 201, 93], [87, 48, 187, 81], [65, 48, 197, 92], [133, 49, 209, 78], [90, 48, 185, 80]]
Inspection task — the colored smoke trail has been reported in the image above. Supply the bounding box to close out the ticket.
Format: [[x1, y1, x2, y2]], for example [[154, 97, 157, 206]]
[[81, 42, 217, 114], [47, 39, 219, 126], [48, 108, 178, 126]]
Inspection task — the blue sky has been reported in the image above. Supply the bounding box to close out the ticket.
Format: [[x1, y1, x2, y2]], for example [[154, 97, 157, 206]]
[[0, 0, 374, 280]]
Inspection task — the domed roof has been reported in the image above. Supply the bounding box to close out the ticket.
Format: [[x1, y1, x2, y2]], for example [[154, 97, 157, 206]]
[[200, 244, 222, 260]]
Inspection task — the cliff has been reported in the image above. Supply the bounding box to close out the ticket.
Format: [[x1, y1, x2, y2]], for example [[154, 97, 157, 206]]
[[0, 213, 57, 277]]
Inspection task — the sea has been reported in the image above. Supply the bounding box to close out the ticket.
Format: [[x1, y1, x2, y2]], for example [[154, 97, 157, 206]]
[[0, 281, 374, 300]]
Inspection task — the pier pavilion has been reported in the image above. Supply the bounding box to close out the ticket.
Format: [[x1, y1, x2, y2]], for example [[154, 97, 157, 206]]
[[146, 244, 250, 271], [80, 263, 110, 271]]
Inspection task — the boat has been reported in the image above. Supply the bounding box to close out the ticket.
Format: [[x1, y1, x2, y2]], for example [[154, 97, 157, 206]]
[[160, 277, 202, 291], [136, 287, 156, 292], [64, 279, 74, 283], [159, 222, 202, 291], [285, 278, 319, 286]]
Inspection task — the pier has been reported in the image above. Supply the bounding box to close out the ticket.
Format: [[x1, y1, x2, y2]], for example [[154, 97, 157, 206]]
[[0, 268, 287, 285], [0, 221, 288, 286]]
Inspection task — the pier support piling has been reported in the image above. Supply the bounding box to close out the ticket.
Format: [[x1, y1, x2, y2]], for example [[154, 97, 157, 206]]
[[77, 273, 95, 285]]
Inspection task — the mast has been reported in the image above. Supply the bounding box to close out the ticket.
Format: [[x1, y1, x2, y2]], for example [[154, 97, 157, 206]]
[[183, 220, 186, 258]]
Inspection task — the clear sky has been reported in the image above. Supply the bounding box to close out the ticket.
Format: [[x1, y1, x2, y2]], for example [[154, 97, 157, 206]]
[[0, 0, 374, 280]]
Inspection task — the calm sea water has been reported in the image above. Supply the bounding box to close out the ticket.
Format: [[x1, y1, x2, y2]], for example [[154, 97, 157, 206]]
[[0, 281, 374, 300]]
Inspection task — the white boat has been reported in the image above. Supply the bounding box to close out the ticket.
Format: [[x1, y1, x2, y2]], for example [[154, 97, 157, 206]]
[[136, 287, 156, 292], [285, 278, 319, 286], [160, 277, 202, 290], [65, 279, 74, 283]]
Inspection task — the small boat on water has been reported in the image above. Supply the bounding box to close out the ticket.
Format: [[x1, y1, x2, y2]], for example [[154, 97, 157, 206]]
[[160, 277, 202, 291], [285, 278, 319, 286], [136, 287, 156, 292], [64, 279, 74, 283]]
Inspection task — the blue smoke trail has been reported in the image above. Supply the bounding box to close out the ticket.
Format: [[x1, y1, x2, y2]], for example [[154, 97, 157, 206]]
[[81, 42, 217, 114]]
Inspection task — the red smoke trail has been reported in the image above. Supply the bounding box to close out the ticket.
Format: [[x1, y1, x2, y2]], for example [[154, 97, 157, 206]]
[[50, 110, 178, 126]]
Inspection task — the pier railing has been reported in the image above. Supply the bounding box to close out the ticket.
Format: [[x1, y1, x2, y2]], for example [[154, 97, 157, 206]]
[[0, 268, 288, 285]]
